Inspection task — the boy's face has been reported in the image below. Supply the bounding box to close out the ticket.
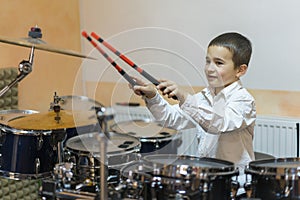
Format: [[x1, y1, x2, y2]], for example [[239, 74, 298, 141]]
[[205, 45, 240, 91]]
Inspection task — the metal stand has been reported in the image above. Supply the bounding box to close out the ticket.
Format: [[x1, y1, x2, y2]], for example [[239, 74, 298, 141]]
[[95, 106, 114, 200], [0, 47, 34, 97], [0, 26, 42, 98]]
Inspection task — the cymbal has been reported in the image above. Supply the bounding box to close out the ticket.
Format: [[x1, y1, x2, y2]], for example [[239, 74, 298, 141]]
[[7, 110, 98, 130], [0, 35, 95, 59]]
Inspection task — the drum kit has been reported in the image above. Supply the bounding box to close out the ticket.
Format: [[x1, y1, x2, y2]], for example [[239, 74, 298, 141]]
[[1, 27, 300, 200]]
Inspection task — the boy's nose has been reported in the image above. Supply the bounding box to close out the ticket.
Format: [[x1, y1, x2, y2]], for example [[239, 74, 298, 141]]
[[206, 63, 216, 71]]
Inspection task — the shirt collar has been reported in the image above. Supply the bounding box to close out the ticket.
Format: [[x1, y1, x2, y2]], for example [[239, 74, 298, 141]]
[[202, 80, 243, 99]]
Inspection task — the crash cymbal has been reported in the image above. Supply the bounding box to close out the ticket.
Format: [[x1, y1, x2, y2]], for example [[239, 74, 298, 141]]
[[0, 35, 95, 59], [7, 110, 98, 130]]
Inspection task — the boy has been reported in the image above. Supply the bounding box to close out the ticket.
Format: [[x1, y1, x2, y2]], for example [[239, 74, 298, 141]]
[[132, 32, 256, 193]]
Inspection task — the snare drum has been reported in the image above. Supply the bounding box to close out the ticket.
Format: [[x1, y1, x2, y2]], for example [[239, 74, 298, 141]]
[[245, 157, 300, 199], [144, 154, 239, 200], [111, 120, 181, 154], [0, 125, 58, 179], [64, 132, 141, 184]]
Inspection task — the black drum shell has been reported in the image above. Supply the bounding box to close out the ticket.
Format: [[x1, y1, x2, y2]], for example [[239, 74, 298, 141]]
[[0, 125, 57, 179], [245, 157, 300, 199], [64, 132, 141, 184], [120, 154, 239, 200]]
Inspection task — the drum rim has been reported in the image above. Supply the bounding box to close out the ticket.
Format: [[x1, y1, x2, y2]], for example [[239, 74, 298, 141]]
[[143, 154, 238, 179], [120, 160, 153, 179], [0, 109, 39, 115], [0, 124, 53, 135], [110, 119, 178, 140], [0, 169, 51, 180], [65, 132, 141, 156], [245, 157, 300, 177]]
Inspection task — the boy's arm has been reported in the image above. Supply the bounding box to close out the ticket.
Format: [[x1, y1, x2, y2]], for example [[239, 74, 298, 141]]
[[180, 92, 256, 134]]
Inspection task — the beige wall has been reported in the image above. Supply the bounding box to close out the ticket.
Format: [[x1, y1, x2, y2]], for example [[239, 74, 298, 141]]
[[1, 1, 299, 119], [85, 81, 300, 119], [0, 0, 83, 112]]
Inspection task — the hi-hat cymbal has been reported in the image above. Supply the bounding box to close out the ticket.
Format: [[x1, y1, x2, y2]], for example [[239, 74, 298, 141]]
[[7, 110, 98, 130], [0, 35, 95, 59]]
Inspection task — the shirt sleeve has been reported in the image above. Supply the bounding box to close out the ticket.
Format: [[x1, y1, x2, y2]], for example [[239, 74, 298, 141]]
[[144, 93, 196, 130], [180, 91, 256, 134]]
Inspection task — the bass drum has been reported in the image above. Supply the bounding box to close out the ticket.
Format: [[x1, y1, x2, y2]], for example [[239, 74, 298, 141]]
[[245, 157, 300, 200], [65, 132, 141, 186]]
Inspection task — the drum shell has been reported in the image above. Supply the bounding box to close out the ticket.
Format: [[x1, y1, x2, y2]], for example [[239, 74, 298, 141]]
[[148, 155, 238, 200], [120, 155, 239, 200], [64, 132, 141, 184], [245, 157, 300, 199], [0, 125, 57, 179], [119, 160, 153, 199]]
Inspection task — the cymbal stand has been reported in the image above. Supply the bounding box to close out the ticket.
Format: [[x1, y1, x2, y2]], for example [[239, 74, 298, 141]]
[[95, 107, 114, 200], [0, 46, 34, 97]]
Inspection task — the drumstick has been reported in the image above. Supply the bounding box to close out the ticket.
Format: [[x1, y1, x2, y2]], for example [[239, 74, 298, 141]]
[[90, 32, 177, 100], [90, 32, 160, 86], [81, 31, 137, 86]]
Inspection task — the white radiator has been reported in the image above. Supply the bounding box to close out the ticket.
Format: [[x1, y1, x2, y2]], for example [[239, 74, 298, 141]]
[[254, 116, 299, 158], [111, 106, 300, 158]]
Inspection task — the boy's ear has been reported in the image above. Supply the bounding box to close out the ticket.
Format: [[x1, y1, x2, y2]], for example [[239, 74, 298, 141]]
[[236, 64, 248, 78]]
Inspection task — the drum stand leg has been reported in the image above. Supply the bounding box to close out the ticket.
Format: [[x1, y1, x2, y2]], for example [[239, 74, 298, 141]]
[[95, 106, 114, 200], [58, 141, 63, 163], [97, 133, 108, 200], [52, 130, 67, 164]]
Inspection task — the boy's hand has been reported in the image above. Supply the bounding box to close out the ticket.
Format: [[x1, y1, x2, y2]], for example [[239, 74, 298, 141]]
[[129, 76, 157, 98], [157, 79, 188, 102]]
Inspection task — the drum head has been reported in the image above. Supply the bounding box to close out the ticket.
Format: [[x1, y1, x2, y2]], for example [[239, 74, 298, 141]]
[[143, 154, 237, 179], [66, 132, 141, 157], [246, 157, 300, 177], [110, 120, 178, 140], [120, 160, 153, 179], [60, 95, 104, 111]]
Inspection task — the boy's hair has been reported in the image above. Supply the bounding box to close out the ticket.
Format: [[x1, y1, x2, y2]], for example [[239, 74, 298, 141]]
[[208, 32, 252, 68]]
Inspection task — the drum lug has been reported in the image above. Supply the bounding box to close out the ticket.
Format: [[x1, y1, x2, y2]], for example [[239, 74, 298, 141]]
[[199, 181, 209, 200], [155, 140, 160, 150], [244, 181, 253, 198], [230, 180, 240, 199], [0, 129, 6, 144], [37, 134, 44, 151], [283, 171, 293, 198], [35, 158, 40, 173]]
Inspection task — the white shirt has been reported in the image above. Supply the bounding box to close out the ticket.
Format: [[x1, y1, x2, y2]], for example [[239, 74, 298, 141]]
[[145, 80, 256, 187]]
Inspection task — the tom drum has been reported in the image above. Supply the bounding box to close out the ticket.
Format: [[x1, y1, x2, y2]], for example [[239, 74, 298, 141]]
[[245, 157, 300, 199], [111, 120, 181, 154], [64, 132, 141, 185]]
